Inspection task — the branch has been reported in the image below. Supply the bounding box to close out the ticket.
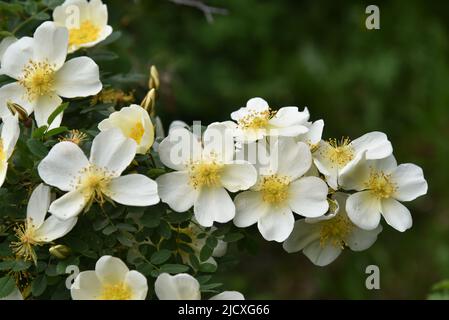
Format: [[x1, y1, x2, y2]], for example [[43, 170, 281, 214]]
[[168, 0, 229, 23]]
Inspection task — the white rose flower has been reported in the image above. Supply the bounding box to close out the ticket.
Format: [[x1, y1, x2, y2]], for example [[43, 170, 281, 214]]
[[38, 128, 159, 220], [295, 119, 324, 150], [233, 137, 329, 242], [313, 131, 393, 189], [0, 22, 102, 129], [155, 273, 244, 300], [0, 36, 17, 75], [340, 154, 428, 231], [0, 114, 20, 187], [223, 97, 310, 143], [283, 193, 382, 266], [71, 255, 148, 300], [156, 123, 257, 227], [11, 184, 77, 264], [53, 0, 113, 53], [98, 104, 155, 154]]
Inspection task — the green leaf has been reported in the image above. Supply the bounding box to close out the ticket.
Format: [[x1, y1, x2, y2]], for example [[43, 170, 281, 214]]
[[206, 237, 218, 248], [31, 275, 47, 297], [158, 220, 172, 239], [147, 168, 166, 179], [89, 50, 119, 61], [150, 249, 172, 265], [44, 126, 68, 138], [34, 12, 51, 20], [0, 31, 14, 37], [47, 102, 69, 126], [165, 211, 192, 224], [98, 31, 122, 46], [0, 275, 15, 299], [0, 260, 15, 271], [160, 264, 189, 274], [32, 125, 49, 139], [140, 211, 161, 228], [117, 223, 137, 232], [223, 232, 244, 243], [27, 139, 48, 158], [117, 232, 134, 247], [200, 245, 213, 262], [12, 260, 32, 271], [201, 283, 223, 290], [93, 218, 109, 231], [102, 225, 118, 235], [199, 263, 217, 273]]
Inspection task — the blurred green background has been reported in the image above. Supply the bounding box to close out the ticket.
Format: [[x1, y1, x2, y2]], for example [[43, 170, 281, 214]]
[[90, 0, 449, 298]]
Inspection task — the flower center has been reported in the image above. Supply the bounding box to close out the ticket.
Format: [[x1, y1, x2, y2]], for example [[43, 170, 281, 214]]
[[129, 122, 145, 144], [11, 222, 41, 264], [366, 170, 397, 199], [69, 20, 101, 47], [77, 165, 112, 208], [19, 60, 56, 101], [100, 283, 132, 300], [189, 161, 223, 189], [325, 137, 354, 168], [319, 213, 353, 248], [260, 175, 290, 205], [238, 109, 274, 130]]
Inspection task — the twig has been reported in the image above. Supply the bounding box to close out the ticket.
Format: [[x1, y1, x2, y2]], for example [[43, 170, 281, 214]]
[[168, 0, 229, 23]]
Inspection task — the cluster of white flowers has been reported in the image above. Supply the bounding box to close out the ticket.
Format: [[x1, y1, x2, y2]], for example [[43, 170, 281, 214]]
[[0, 0, 428, 300]]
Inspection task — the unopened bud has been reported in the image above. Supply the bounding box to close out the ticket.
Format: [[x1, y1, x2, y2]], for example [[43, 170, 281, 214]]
[[7, 101, 28, 121], [149, 65, 160, 90], [141, 88, 156, 114], [49, 244, 71, 259]]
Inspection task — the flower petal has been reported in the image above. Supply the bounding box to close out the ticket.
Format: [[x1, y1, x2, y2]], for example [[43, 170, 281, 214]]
[[38, 141, 89, 191], [1, 113, 20, 158], [380, 198, 412, 232], [282, 220, 321, 253], [0, 82, 35, 118], [339, 154, 371, 191], [105, 174, 159, 206], [392, 164, 428, 202], [303, 241, 342, 267], [34, 215, 77, 242], [257, 206, 294, 242], [49, 189, 87, 220], [351, 131, 393, 160], [202, 122, 235, 163], [346, 191, 381, 230], [156, 171, 197, 212], [95, 255, 129, 285], [89, 128, 136, 175], [210, 291, 245, 300], [346, 224, 382, 251], [27, 183, 51, 228], [33, 22, 68, 70], [194, 187, 235, 227], [220, 161, 257, 192], [158, 128, 202, 170], [0, 161, 7, 187], [0, 36, 17, 65], [288, 176, 329, 218], [233, 191, 269, 227], [269, 106, 310, 128], [124, 270, 148, 300], [155, 273, 201, 300], [71, 271, 102, 300], [275, 139, 311, 180], [0, 37, 34, 79], [54, 57, 102, 98], [34, 94, 63, 129]]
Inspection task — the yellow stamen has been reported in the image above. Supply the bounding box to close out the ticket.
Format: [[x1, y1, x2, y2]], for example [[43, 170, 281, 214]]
[[59, 130, 88, 146], [260, 175, 290, 205], [129, 122, 145, 144], [69, 20, 100, 47], [323, 137, 354, 168], [11, 222, 43, 264], [189, 161, 223, 189], [319, 213, 353, 248], [19, 60, 56, 101], [77, 165, 112, 209], [366, 170, 397, 199], [100, 283, 132, 300], [238, 109, 276, 130]]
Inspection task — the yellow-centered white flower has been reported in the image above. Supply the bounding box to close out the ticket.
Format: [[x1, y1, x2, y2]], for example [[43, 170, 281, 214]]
[[155, 273, 244, 300], [295, 119, 324, 151], [283, 193, 382, 266], [37, 128, 159, 220], [313, 132, 393, 190], [0, 114, 20, 188], [223, 97, 310, 143], [71, 255, 148, 300], [98, 104, 154, 154], [53, 0, 113, 53], [0, 36, 17, 75], [156, 123, 257, 227], [0, 22, 102, 129], [233, 137, 329, 242], [339, 154, 428, 231], [11, 184, 77, 264]]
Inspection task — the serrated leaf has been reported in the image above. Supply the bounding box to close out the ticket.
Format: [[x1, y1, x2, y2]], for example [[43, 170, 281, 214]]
[[31, 275, 47, 297], [150, 249, 172, 265], [0, 275, 15, 299]]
